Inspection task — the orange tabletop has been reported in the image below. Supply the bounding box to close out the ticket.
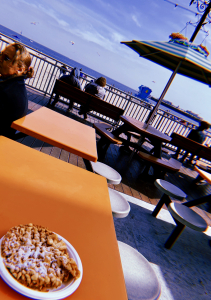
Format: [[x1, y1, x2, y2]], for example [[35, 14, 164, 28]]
[[11, 107, 98, 162], [194, 165, 211, 184], [0, 137, 127, 300]]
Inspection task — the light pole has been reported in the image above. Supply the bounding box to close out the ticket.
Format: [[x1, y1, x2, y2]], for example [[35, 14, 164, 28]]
[[189, 0, 211, 42]]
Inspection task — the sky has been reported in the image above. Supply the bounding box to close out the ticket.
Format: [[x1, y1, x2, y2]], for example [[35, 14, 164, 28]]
[[0, 0, 211, 121]]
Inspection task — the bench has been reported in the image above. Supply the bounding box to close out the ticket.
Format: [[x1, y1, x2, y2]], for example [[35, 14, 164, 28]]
[[47, 79, 124, 123], [169, 132, 203, 162], [138, 150, 182, 178], [47, 79, 125, 159], [93, 122, 125, 159], [93, 122, 123, 145]]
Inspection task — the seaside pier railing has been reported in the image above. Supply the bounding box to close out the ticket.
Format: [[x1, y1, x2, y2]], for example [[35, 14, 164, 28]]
[[1, 34, 211, 152]]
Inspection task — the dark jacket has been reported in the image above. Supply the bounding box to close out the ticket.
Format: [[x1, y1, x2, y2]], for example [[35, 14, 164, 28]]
[[59, 68, 82, 90], [84, 82, 106, 100], [187, 129, 206, 144], [0, 76, 28, 138]]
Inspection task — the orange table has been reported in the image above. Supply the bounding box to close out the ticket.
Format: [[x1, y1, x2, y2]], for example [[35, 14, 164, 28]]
[[11, 107, 98, 162], [0, 137, 127, 300]]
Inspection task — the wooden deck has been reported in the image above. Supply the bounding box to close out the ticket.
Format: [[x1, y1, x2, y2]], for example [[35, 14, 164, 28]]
[[19, 87, 211, 225]]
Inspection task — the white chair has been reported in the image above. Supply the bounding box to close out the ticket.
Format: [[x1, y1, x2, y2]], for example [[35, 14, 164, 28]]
[[118, 241, 161, 300], [152, 179, 207, 249], [108, 188, 130, 218], [152, 179, 187, 217], [89, 161, 130, 218], [164, 202, 208, 249], [90, 161, 122, 184]]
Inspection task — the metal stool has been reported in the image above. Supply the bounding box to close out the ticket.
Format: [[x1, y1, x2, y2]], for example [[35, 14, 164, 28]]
[[90, 161, 122, 184], [89, 161, 130, 218], [152, 179, 187, 217], [118, 241, 161, 300], [165, 202, 208, 249], [108, 188, 130, 218]]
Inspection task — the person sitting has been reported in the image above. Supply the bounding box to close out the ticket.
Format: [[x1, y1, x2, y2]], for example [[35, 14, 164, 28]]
[[182, 120, 210, 164], [0, 42, 34, 139], [79, 76, 106, 119], [51, 67, 82, 110], [187, 120, 210, 144], [59, 64, 68, 76]]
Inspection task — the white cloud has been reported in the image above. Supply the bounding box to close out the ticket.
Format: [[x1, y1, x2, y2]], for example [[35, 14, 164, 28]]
[[15, 0, 126, 53], [42, 8, 69, 27], [77, 29, 111, 49], [132, 15, 141, 28], [1, 0, 211, 120], [111, 31, 126, 43]]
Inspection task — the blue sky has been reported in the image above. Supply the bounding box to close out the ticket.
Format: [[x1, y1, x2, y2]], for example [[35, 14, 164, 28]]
[[0, 0, 211, 121]]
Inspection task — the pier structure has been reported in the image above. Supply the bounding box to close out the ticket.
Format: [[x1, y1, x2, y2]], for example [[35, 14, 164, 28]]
[[0, 33, 210, 150], [0, 32, 211, 299]]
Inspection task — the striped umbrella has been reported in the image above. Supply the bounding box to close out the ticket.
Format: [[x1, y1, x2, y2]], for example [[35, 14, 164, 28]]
[[121, 40, 211, 124]]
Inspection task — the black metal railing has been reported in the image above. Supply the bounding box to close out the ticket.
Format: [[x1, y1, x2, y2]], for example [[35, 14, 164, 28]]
[[1, 33, 211, 146]]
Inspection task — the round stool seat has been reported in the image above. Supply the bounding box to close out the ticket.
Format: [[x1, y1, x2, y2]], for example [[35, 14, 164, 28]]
[[154, 179, 186, 200], [108, 188, 130, 218], [168, 203, 207, 232], [90, 161, 122, 184], [118, 241, 160, 300]]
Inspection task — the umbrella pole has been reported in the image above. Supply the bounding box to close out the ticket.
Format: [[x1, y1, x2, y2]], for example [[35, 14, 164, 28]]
[[146, 61, 182, 126]]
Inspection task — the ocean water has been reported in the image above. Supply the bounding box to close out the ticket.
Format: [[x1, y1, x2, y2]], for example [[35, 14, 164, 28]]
[[0, 24, 199, 125], [0, 24, 138, 94]]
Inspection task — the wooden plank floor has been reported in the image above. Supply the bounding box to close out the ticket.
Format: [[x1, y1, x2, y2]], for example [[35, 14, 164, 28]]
[[17, 87, 211, 226]]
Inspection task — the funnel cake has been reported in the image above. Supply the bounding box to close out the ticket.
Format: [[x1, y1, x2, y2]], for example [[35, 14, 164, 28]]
[[1, 224, 80, 292]]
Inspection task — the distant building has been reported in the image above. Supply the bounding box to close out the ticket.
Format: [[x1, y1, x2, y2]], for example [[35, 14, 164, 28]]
[[163, 100, 172, 105], [185, 110, 200, 118]]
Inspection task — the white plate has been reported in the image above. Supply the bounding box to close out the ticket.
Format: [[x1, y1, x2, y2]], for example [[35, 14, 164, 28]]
[[0, 233, 83, 300]]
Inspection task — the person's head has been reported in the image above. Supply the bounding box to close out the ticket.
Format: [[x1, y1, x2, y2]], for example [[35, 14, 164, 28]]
[[198, 120, 210, 131], [95, 77, 106, 87], [70, 67, 80, 78], [0, 42, 34, 78], [60, 65, 67, 74]]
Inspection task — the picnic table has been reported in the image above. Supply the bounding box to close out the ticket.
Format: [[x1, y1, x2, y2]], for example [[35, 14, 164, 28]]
[[11, 107, 98, 162], [0, 136, 127, 299], [112, 115, 171, 158]]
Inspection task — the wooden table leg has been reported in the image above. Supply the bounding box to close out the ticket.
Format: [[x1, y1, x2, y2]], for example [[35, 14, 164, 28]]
[[112, 124, 129, 136], [97, 138, 110, 160], [152, 140, 162, 158]]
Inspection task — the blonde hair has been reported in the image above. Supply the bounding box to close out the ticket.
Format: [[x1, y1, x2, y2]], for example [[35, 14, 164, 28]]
[[11, 43, 34, 78]]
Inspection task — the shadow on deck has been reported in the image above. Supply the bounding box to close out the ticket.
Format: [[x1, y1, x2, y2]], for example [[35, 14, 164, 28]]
[[22, 87, 211, 225]]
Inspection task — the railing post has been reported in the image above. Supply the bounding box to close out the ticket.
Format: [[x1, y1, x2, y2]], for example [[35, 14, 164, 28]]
[[44, 61, 58, 96], [122, 97, 131, 115]]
